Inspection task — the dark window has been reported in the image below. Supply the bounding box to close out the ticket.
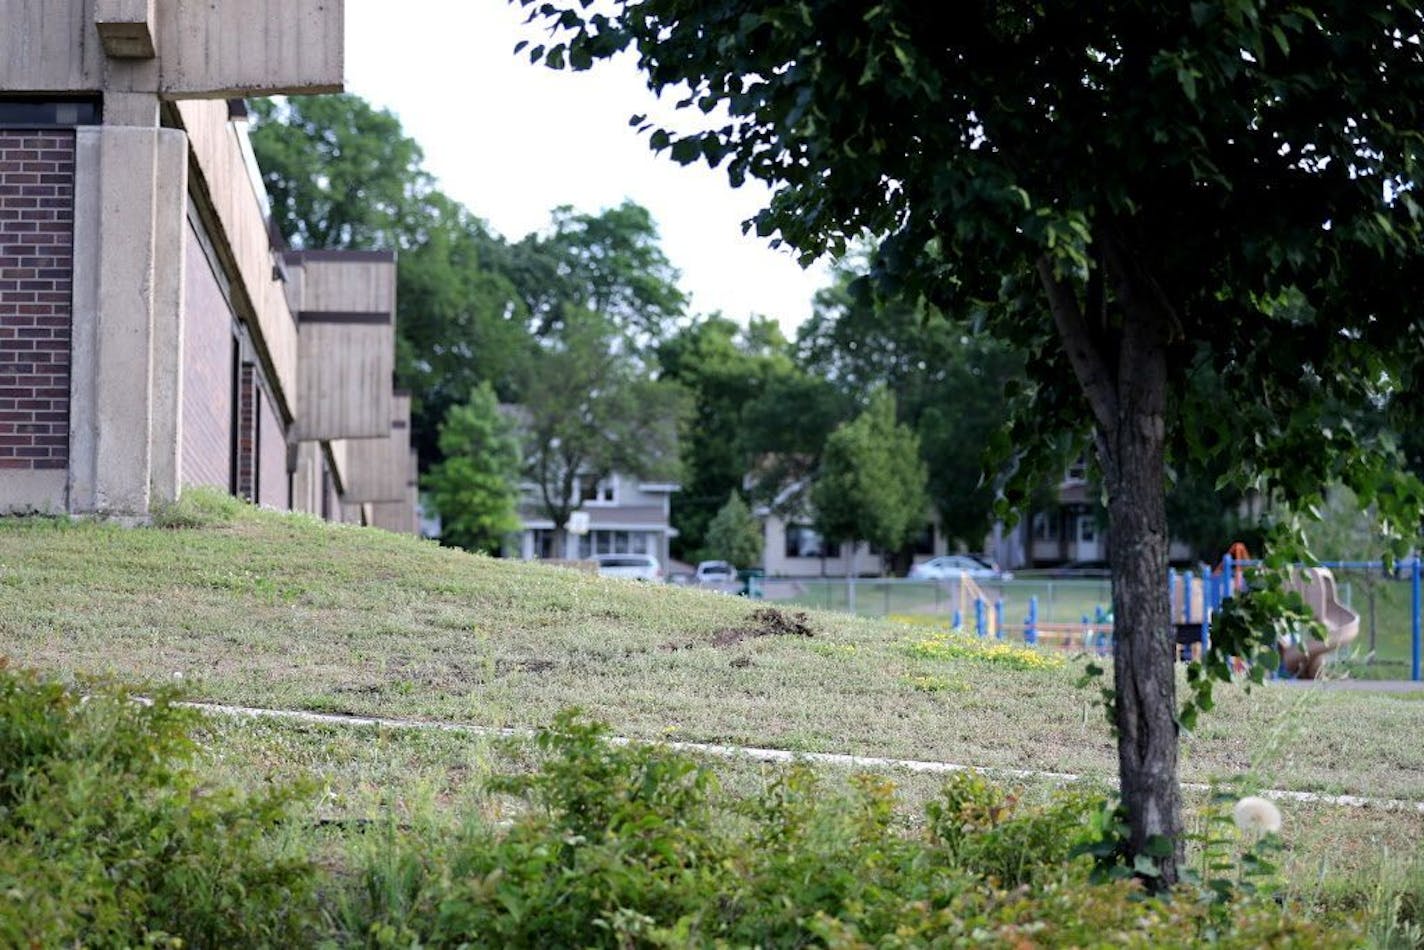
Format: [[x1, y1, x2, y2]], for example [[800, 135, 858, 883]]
[[0, 97, 101, 127], [786, 524, 838, 559], [913, 524, 936, 555]]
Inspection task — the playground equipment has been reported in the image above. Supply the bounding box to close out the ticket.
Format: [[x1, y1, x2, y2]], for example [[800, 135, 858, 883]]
[[1278, 566, 1361, 679]]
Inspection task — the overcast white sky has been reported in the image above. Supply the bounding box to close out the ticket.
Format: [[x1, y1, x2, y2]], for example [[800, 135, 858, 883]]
[[344, 0, 829, 332]]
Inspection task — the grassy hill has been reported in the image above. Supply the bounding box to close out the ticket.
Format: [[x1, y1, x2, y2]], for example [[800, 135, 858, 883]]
[[1, 490, 1422, 803], [3, 490, 1424, 932]]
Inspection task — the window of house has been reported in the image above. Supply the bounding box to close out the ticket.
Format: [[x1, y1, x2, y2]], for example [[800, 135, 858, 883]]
[[913, 523, 936, 555], [577, 474, 616, 505], [1032, 511, 1059, 541], [1065, 456, 1088, 482], [578, 529, 652, 557], [786, 524, 838, 559], [534, 529, 559, 559], [1077, 515, 1096, 543]]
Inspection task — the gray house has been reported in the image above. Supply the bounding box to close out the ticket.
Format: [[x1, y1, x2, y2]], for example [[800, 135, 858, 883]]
[[514, 474, 680, 569]]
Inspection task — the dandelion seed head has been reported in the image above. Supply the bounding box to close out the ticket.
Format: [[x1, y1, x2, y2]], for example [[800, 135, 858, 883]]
[[1233, 795, 1282, 834]]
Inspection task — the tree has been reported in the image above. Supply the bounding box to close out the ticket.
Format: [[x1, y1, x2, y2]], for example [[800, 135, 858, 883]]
[[517, 312, 691, 553], [423, 383, 522, 553], [249, 96, 430, 251], [508, 200, 688, 348], [800, 257, 1026, 550], [657, 315, 804, 558], [704, 492, 764, 570], [811, 389, 928, 611], [520, 1, 1424, 884]]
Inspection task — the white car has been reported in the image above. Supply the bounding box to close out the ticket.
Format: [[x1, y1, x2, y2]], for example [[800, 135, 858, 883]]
[[907, 554, 1012, 581], [594, 553, 663, 582], [694, 560, 738, 585]]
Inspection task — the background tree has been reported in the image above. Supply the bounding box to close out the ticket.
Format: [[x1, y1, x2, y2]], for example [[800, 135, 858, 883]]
[[521, 0, 1424, 885], [657, 315, 807, 559], [811, 389, 928, 611], [423, 383, 522, 553], [250, 96, 429, 250], [800, 259, 1025, 551], [517, 313, 691, 554], [704, 492, 764, 570], [509, 200, 688, 348]]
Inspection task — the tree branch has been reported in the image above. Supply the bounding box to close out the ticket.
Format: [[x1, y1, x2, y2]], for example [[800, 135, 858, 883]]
[[1035, 254, 1119, 434]]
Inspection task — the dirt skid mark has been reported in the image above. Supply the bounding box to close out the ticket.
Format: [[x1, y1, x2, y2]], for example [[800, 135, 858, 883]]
[[710, 607, 815, 647]]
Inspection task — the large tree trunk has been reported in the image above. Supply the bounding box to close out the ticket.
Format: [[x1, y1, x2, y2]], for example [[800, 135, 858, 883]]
[[1100, 345, 1180, 885], [1037, 246, 1181, 886]]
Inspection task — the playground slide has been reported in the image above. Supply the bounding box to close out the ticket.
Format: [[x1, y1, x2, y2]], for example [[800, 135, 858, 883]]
[[1280, 566, 1361, 679]]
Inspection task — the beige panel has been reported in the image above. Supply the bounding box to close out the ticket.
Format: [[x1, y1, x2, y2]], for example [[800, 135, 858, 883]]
[[342, 395, 410, 503], [298, 257, 397, 314], [295, 321, 394, 441], [0, 0, 103, 91], [176, 100, 298, 416], [159, 0, 344, 98]]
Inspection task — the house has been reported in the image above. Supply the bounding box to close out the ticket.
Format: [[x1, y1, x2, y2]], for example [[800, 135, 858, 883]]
[[513, 474, 680, 569], [752, 479, 950, 577], [0, 0, 418, 533]]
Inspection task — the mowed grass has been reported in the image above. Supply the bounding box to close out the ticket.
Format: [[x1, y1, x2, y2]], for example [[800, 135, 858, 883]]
[[1, 492, 1422, 804]]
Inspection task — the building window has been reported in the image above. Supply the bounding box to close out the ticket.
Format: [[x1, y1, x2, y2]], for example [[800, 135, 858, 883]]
[[534, 529, 559, 559], [0, 97, 101, 127], [1077, 515, 1096, 544], [786, 524, 838, 559], [577, 474, 617, 505], [913, 523, 935, 555], [1065, 456, 1088, 483], [577, 529, 654, 558], [1032, 511, 1059, 541]]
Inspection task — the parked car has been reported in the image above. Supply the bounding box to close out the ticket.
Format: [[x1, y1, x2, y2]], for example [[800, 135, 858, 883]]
[[694, 560, 739, 585], [595, 553, 663, 582], [908, 554, 1012, 581]]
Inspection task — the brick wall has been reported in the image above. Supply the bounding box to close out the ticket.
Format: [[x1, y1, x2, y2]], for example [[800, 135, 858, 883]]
[[180, 222, 234, 490], [258, 387, 287, 509], [236, 362, 256, 501], [0, 131, 74, 473]]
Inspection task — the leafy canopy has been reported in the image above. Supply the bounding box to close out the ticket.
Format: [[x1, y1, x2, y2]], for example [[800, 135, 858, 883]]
[[704, 491, 764, 570], [811, 388, 928, 555], [423, 382, 523, 553]]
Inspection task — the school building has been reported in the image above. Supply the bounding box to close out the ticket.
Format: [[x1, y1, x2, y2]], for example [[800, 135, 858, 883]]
[[0, 1, 418, 531]]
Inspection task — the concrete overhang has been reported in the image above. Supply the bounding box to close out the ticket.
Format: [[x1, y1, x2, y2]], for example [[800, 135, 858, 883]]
[[0, 0, 344, 98], [342, 393, 413, 504], [285, 250, 396, 442]]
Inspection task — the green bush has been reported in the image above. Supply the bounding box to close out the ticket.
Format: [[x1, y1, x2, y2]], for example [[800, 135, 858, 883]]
[[0, 664, 317, 947], [335, 711, 1358, 947]]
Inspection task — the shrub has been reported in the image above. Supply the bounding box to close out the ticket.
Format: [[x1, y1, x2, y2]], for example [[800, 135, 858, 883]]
[[0, 664, 318, 947], [336, 711, 1358, 947]]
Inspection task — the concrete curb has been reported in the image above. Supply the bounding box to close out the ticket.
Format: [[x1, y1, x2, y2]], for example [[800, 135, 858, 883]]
[[182, 700, 1424, 815]]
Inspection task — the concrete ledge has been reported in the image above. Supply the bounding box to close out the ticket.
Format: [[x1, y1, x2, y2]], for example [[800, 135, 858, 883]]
[[95, 0, 157, 59], [0, 470, 68, 515]]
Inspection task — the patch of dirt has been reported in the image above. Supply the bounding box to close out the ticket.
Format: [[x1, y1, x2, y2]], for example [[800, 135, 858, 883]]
[[663, 607, 816, 651], [495, 658, 557, 675]]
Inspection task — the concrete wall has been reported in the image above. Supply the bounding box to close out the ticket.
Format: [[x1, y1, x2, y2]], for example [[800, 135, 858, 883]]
[[67, 125, 187, 518], [0, 131, 75, 512], [0, 0, 343, 99], [180, 220, 233, 491], [178, 100, 298, 414]]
